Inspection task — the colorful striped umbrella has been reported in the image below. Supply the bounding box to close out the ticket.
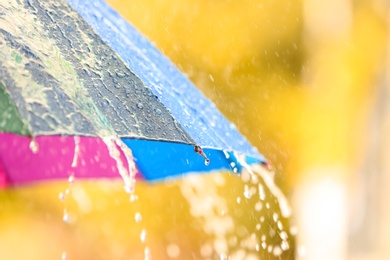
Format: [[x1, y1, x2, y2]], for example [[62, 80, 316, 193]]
[[0, 0, 267, 188]]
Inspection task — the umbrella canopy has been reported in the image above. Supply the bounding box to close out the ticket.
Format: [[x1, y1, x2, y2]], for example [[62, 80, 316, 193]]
[[0, 0, 266, 187]]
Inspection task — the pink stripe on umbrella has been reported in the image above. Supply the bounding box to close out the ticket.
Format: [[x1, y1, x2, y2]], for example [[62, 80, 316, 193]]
[[0, 133, 140, 186]]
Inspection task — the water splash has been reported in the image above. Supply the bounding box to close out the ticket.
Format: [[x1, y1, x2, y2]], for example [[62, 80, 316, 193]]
[[236, 155, 291, 218]]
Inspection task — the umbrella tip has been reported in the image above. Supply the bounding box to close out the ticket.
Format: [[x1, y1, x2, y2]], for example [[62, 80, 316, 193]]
[[194, 145, 210, 166]]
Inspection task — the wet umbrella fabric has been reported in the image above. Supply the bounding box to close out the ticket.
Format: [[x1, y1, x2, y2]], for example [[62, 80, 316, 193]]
[[0, 0, 266, 186]]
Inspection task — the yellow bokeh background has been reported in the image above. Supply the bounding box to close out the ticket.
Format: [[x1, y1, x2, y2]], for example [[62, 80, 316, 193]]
[[107, 0, 387, 187], [1, 0, 388, 259]]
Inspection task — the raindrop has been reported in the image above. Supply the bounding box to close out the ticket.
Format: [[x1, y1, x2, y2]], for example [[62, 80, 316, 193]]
[[290, 226, 298, 235], [140, 229, 147, 243], [68, 174, 75, 184], [63, 211, 70, 223], [135, 212, 142, 223], [281, 240, 290, 251], [233, 168, 238, 173], [243, 186, 252, 199], [236, 197, 241, 204], [255, 244, 260, 252], [259, 184, 265, 200], [116, 71, 125, 78], [137, 103, 144, 109], [256, 224, 261, 230], [255, 202, 263, 211], [61, 251, 67, 260], [29, 138, 39, 154], [240, 171, 251, 182], [59, 192, 65, 201], [273, 246, 282, 256], [65, 188, 71, 195], [277, 220, 284, 230], [166, 243, 180, 258], [266, 203, 270, 209], [129, 194, 138, 202], [125, 184, 135, 194], [273, 213, 279, 222], [219, 252, 228, 260], [200, 244, 213, 257], [144, 246, 151, 260], [230, 162, 236, 168], [279, 231, 288, 240]]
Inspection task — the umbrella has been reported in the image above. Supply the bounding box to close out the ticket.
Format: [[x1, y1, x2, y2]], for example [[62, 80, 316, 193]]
[[0, 0, 267, 188]]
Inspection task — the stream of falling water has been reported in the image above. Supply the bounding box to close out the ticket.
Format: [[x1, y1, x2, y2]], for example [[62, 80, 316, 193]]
[[30, 133, 293, 259], [180, 159, 294, 260]]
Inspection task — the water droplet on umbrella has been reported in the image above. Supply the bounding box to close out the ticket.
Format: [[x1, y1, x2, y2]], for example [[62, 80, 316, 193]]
[[236, 197, 241, 204], [204, 158, 210, 166], [29, 139, 38, 154], [256, 224, 261, 230], [65, 188, 71, 195], [154, 108, 162, 115], [137, 103, 144, 109], [135, 212, 142, 223], [223, 150, 230, 159]]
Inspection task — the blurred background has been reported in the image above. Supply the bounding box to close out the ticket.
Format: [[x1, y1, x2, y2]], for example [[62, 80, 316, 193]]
[[1, 0, 389, 259]]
